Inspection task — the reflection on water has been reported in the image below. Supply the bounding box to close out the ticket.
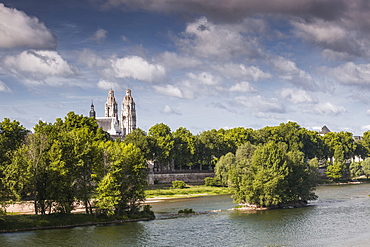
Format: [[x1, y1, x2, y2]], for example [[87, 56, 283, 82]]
[[1, 184, 370, 246]]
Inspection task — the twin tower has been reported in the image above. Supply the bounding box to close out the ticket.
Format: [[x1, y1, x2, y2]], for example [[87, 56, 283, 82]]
[[90, 89, 136, 138]]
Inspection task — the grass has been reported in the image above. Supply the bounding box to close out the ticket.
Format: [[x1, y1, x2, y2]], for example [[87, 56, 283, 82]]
[[145, 184, 231, 198], [0, 211, 155, 233]]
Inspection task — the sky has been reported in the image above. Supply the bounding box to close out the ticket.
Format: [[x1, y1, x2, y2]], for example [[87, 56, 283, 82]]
[[1, 0, 370, 135]]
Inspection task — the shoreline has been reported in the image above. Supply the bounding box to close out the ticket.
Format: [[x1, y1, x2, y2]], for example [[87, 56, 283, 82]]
[[0, 217, 154, 234]]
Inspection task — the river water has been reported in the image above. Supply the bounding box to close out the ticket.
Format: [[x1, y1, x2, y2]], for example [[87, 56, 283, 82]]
[[1, 183, 370, 246]]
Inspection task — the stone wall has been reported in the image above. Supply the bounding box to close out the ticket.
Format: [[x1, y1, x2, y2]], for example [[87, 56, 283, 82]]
[[148, 171, 215, 185]]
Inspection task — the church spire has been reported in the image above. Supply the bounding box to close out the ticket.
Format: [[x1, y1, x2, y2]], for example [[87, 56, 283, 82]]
[[105, 89, 118, 119], [89, 101, 96, 118], [121, 88, 136, 137]]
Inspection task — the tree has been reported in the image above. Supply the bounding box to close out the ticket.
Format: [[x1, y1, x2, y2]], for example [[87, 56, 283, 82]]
[[349, 161, 362, 179], [214, 152, 235, 186], [0, 118, 28, 208], [362, 158, 370, 179], [172, 127, 196, 170], [232, 141, 317, 207], [95, 142, 147, 216], [124, 128, 152, 160], [148, 123, 174, 170]]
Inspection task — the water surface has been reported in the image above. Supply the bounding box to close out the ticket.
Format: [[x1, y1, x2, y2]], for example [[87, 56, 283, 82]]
[[1, 184, 370, 246]]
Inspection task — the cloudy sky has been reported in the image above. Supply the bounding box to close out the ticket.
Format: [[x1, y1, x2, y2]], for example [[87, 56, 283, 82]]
[[1, 0, 370, 135]]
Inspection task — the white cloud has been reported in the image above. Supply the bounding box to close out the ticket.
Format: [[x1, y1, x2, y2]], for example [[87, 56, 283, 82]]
[[0, 80, 12, 93], [312, 102, 346, 115], [0, 3, 56, 49], [3, 50, 77, 81], [154, 84, 183, 98], [361, 125, 370, 131], [327, 62, 370, 86], [78, 49, 110, 68], [97, 79, 120, 90], [111, 56, 166, 83], [158, 51, 202, 69], [176, 17, 262, 59], [230, 81, 256, 92], [281, 88, 317, 103], [235, 95, 285, 113], [161, 104, 182, 115], [293, 18, 347, 46], [91, 28, 108, 43], [213, 63, 271, 82], [271, 56, 317, 91], [187, 72, 220, 86]]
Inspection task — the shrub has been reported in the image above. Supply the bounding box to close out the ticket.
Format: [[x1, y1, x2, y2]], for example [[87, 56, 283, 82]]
[[172, 180, 187, 189], [178, 208, 195, 214], [204, 177, 222, 187]]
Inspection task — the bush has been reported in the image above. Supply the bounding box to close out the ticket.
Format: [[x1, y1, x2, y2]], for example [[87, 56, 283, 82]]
[[178, 208, 195, 214], [172, 180, 187, 189], [204, 177, 222, 187]]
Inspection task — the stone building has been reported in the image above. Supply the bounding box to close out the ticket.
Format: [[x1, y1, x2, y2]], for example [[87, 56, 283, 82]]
[[121, 89, 137, 136], [90, 89, 136, 139]]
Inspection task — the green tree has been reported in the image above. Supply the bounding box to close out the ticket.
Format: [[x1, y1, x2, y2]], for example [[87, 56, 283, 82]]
[[148, 123, 174, 170], [214, 152, 235, 186], [172, 127, 196, 170], [95, 142, 147, 215], [124, 128, 152, 160], [232, 141, 317, 207], [349, 161, 362, 179], [0, 118, 28, 208], [362, 158, 370, 179]]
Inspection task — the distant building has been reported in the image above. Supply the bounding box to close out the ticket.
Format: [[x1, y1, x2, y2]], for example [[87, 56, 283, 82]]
[[318, 125, 331, 136], [121, 89, 137, 136], [91, 89, 136, 139]]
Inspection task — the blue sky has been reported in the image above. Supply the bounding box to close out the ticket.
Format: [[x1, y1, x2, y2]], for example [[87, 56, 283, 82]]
[[1, 0, 370, 135]]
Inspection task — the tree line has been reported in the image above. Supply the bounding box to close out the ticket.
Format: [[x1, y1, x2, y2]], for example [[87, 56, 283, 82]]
[[2, 113, 370, 212], [0, 112, 147, 216]]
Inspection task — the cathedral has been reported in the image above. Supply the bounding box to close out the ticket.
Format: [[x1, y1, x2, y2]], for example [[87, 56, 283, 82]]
[[89, 89, 136, 138]]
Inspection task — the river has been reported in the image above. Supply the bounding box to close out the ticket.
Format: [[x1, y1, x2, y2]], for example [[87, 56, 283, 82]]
[[1, 183, 370, 246]]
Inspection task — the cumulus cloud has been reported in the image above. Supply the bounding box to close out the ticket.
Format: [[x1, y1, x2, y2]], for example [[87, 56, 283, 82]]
[[235, 95, 285, 113], [312, 102, 346, 115], [153, 84, 184, 98], [97, 79, 120, 90], [271, 56, 318, 91], [327, 62, 370, 86], [229, 81, 256, 92], [161, 104, 182, 115], [176, 17, 262, 59], [78, 49, 110, 68], [213, 63, 271, 82], [0, 80, 12, 93], [92, 0, 349, 23], [158, 51, 202, 69], [176, 72, 223, 99], [111, 56, 166, 83], [2, 50, 78, 82], [91, 28, 108, 42], [292, 18, 367, 58], [0, 3, 56, 49], [281, 88, 317, 103]]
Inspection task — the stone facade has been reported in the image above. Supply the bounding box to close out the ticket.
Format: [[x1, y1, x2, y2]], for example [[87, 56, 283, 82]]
[[148, 172, 215, 185], [91, 89, 136, 138], [121, 89, 137, 136]]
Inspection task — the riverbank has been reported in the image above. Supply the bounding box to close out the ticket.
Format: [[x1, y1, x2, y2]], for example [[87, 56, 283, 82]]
[[0, 212, 155, 233], [145, 184, 231, 202]]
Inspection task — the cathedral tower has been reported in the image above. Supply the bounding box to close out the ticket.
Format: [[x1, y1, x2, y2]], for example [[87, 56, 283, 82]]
[[89, 101, 96, 118], [105, 89, 118, 119], [121, 89, 136, 136]]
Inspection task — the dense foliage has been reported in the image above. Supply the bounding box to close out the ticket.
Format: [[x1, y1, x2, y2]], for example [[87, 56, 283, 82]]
[[0, 112, 147, 216], [1, 114, 368, 213]]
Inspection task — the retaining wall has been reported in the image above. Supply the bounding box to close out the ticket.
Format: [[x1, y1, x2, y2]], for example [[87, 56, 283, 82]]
[[148, 172, 215, 185]]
